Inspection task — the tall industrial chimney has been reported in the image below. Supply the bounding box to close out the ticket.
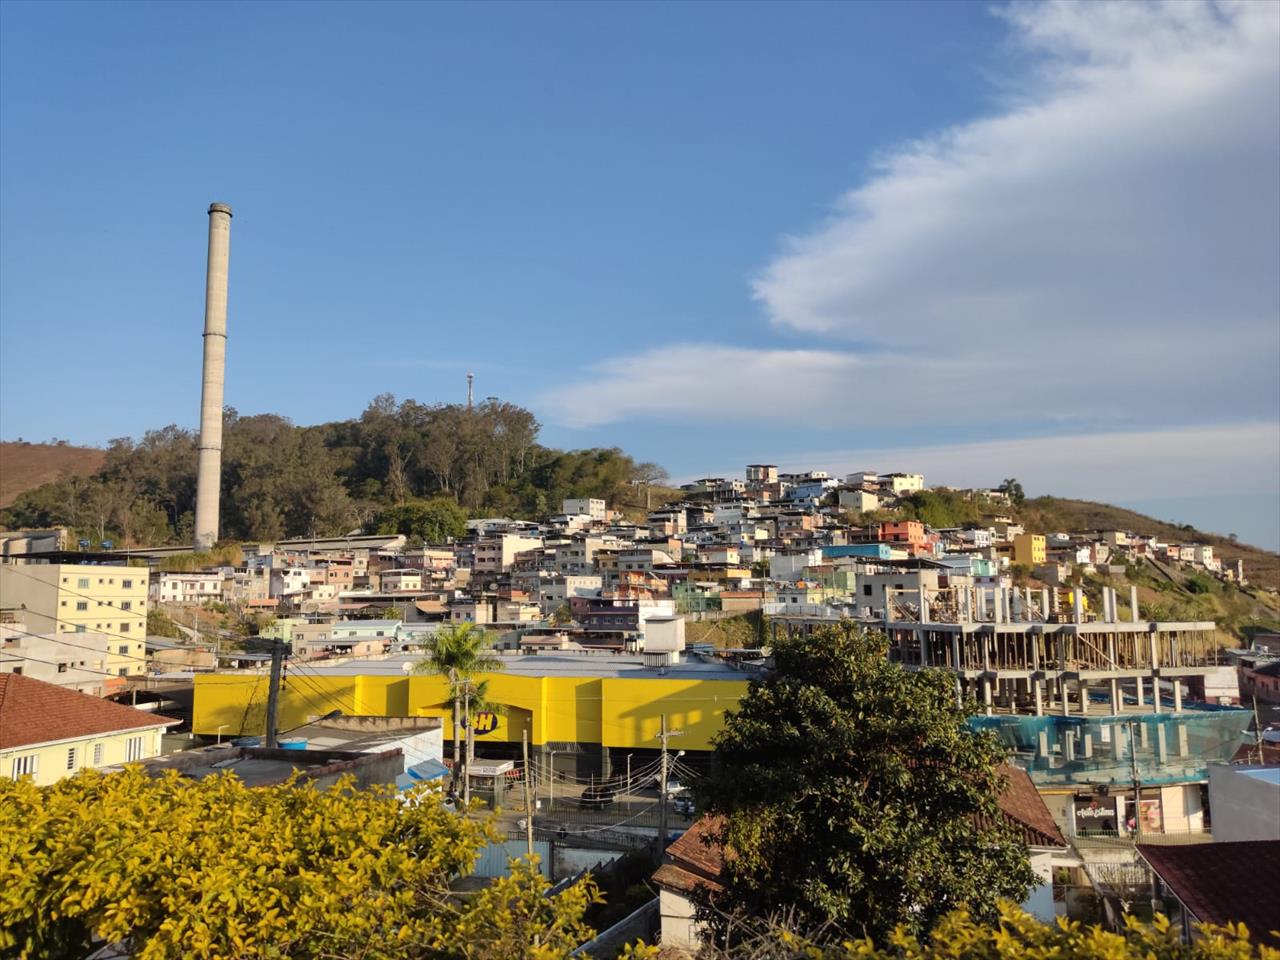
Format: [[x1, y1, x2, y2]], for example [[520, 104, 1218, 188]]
[[466, 372, 474, 409], [194, 202, 232, 552]]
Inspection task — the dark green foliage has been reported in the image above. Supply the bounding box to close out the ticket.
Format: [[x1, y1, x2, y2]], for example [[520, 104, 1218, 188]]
[[697, 623, 1037, 942], [0, 396, 662, 547], [896, 490, 988, 529], [371, 497, 468, 543]]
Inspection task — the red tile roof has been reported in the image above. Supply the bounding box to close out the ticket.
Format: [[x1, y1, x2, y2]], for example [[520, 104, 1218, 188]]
[[1138, 841, 1280, 946], [0, 674, 179, 750], [991, 765, 1068, 848]]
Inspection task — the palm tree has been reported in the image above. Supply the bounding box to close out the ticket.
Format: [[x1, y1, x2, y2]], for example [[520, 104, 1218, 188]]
[[414, 622, 504, 791]]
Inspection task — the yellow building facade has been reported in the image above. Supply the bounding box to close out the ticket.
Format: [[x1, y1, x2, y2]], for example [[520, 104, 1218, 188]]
[[1012, 534, 1046, 567], [194, 671, 750, 752], [2, 725, 167, 787], [0, 563, 148, 677]]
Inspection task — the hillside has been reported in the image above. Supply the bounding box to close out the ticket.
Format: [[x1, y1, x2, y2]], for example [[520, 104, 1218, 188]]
[[1016, 496, 1279, 591], [0, 442, 106, 508]]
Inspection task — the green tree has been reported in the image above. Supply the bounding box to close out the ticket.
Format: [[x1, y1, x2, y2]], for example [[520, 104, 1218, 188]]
[[373, 496, 468, 543], [696, 622, 1036, 941], [0, 767, 596, 959], [999, 477, 1027, 506], [414, 623, 505, 788]]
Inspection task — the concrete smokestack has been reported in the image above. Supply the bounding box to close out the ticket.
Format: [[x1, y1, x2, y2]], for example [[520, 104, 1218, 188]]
[[467, 372, 474, 409], [194, 202, 232, 552]]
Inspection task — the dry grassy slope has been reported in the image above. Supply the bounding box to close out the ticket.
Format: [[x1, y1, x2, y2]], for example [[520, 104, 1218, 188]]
[[1017, 496, 1279, 591], [0, 442, 106, 508]]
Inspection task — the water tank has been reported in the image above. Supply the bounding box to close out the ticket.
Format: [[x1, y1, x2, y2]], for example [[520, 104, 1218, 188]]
[[278, 737, 308, 751]]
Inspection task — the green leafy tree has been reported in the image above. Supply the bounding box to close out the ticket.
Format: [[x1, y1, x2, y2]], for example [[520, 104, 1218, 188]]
[[999, 477, 1027, 506], [372, 496, 468, 543], [414, 623, 505, 786], [0, 767, 597, 959], [697, 622, 1037, 941]]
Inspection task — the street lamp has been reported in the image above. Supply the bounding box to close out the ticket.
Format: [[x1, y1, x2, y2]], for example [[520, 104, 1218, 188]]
[[548, 749, 559, 811]]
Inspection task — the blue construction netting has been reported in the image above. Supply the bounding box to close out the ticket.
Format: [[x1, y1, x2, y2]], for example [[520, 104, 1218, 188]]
[[968, 707, 1251, 787]]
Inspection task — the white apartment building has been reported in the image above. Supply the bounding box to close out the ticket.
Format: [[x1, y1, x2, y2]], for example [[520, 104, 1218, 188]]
[[380, 569, 424, 593], [149, 572, 224, 605], [0, 625, 110, 696], [562, 498, 607, 521]]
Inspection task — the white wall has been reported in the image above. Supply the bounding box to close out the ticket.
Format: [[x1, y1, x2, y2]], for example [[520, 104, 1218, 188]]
[[1208, 764, 1280, 841]]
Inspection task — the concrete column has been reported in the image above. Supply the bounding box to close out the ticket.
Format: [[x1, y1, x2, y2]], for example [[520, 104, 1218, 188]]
[[1177, 723, 1189, 756], [1037, 729, 1050, 761], [1139, 721, 1150, 750], [920, 590, 931, 624], [1109, 678, 1121, 714], [982, 676, 993, 716], [1073, 590, 1084, 624], [1082, 734, 1093, 759], [1173, 679, 1183, 712], [1135, 676, 1145, 707], [1061, 679, 1071, 716], [951, 634, 961, 670], [1130, 585, 1141, 623], [1033, 679, 1044, 716], [1156, 725, 1168, 764], [194, 202, 233, 552], [1064, 730, 1076, 761], [1040, 588, 1050, 621], [1080, 681, 1089, 715]]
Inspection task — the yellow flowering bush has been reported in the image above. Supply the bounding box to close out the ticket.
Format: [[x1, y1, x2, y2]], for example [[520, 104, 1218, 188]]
[[0, 767, 597, 959]]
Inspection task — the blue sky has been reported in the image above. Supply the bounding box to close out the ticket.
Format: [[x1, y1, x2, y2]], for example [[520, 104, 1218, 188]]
[[2, 1, 1277, 550]]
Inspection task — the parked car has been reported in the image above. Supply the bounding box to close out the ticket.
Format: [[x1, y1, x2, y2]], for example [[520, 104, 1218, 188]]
[[652, 775, 687, 797], [673, 795, 695, 817]]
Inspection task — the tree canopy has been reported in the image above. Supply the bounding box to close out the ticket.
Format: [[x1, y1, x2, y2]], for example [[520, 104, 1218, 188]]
[[0, 395, 666, 547], [696, 622, 1037, 941], [0, 767, 596, 959]]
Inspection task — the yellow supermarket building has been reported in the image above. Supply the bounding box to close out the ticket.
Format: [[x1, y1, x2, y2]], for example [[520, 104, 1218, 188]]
[[194, 653, 752, 774]]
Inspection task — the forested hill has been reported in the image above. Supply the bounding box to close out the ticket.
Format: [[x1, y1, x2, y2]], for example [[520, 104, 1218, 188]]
[[0, 395, 671, 547]]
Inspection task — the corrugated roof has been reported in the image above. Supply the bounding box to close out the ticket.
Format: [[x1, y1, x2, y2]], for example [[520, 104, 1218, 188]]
[[0, 673, 179, 750]]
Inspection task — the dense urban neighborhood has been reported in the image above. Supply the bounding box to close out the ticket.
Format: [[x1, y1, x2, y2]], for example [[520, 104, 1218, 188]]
[[3, 460, 1278, 954]]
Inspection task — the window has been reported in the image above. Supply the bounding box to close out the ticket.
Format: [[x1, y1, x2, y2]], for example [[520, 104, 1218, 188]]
[[121, 601, 131, 611], [118, 645, 129, 654], [11, 755, 37, 778], [863, 585, 872, 597], [58, 662, 69, 673], [126, 736, 145, 762], [66, 748, 77, 770], [76, 601, 88, 611], [78, 578, 90, 588], [75, 625, 86, 634], [93, 743, 104, 765], [60, 600, 67, 607], [11, 666, 21, 675], [117, 667, 127, 676], [122, 579, 133, 589], [119, 623, 130, 633]]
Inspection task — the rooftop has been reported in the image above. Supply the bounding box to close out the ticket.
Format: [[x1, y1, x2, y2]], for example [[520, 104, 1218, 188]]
[[284, 652, 748, 681], [1137, 841, 1280, 945], [0, 673, 180, 750]]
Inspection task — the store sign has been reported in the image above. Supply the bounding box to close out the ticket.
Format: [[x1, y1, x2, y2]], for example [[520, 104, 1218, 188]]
[[472, 711, 498, 734], [1073, 797, 1117, 832]]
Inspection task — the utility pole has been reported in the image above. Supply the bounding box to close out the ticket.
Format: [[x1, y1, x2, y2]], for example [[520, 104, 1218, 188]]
[[462, 679, 472, 808], [522, 729, 534, 858], [655, 714, 684, 858], [658, 715, 669, 856], [264, 640, 286, 748], [1128, 719, 1142, 841], [1252, 695, 1266, 764]]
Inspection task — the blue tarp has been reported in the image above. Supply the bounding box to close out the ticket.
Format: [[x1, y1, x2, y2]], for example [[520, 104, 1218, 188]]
[[395, 758, 449, 791]]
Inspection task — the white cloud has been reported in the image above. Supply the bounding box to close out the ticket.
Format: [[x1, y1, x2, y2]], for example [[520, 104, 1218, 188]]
[[751, 0, 1279, 425], [543, 2, 1278, 434]]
